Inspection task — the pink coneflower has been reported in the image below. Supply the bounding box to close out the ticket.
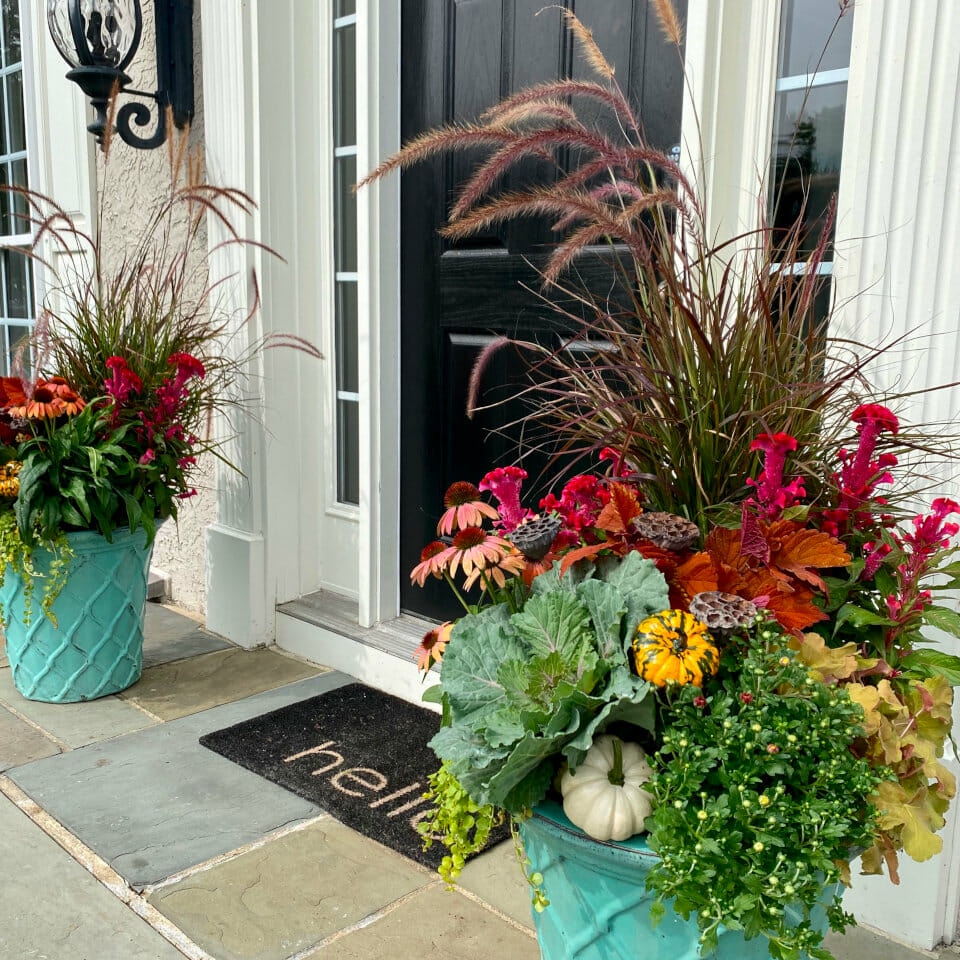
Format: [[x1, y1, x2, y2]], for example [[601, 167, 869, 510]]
[[415, 620, 453, 674], [8, 377, 86, 419], [437, 481, 499, 535], [410, 540, 455, 587], [448, 526, 525, 590]]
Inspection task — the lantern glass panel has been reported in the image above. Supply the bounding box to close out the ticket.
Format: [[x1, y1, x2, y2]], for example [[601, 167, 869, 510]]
[[47, 0, 140, 70]]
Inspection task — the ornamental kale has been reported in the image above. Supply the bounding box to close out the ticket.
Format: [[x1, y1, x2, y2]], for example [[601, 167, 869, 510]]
[[430, 551, 667, 814]]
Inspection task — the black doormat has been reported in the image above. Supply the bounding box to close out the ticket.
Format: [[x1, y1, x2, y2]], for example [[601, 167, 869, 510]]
[[199, 682, 504, 869]]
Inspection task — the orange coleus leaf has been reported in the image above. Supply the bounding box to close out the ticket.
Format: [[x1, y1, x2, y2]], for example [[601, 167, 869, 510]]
[[765, 520, 851, 591], [595, 482, 642, 536], [755, 583, 828, 632], [632, 542, 681, 577], [670, 552, 720, 607], [559, 542, 610, 577], [704, 526, 748, 571], [0, 376, 28, 409]]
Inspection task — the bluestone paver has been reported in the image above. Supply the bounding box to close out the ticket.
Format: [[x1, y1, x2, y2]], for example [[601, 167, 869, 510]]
[[8, 671, 352, 887], [825, 927, 956, 960], [0, 667, 157, 747], [305, 883, 539, 960], [0, 701, 61, 770], [457, 837, 535, 929], [143, 601, 233, 667], [119, 645, 327, 720], [0, 794, 185, 960], [149, 817, 432, 960]]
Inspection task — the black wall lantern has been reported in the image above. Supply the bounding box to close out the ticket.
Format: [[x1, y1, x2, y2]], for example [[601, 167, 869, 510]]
[[47, 0, 194, 150]]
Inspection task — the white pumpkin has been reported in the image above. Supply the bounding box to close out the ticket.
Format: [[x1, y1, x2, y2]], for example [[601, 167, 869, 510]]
[[560, 734, 654, 841]]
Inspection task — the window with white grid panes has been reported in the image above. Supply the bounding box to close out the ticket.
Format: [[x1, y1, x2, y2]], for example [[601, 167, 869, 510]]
[[770, 0, 853, 326], [333, 0, 358, 505], [0, 0, 34, 376]]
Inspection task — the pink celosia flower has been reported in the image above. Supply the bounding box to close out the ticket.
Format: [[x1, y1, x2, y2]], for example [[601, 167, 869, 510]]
[[479, 466, 531, 532], [851, 404, 899, 436], [104, 356, 142, 405], [599, 447, 633, 478], [540, 474, 611, 547], [823, 405, 900, 536], [745, 431, 806, 521], [862, 540, 893, 579], [883, 497, 960, 650]]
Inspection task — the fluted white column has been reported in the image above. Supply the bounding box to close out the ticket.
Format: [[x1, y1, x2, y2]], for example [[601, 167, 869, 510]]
[[831, 2, 960, 946], [200, 0, 271, 646]]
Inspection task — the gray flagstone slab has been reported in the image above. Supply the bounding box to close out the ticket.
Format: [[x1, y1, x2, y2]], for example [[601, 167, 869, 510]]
[[142, 602, 233, 668], [149, 818, 431, 960], [8, 671, 352, 889], [0, 794, 185, 960], [0, 666, 157, 748], [0, 700, 61, 770]]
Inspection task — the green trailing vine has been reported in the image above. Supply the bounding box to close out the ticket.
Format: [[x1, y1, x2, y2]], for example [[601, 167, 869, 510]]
[[510, 816, 550, 913], [0, 511, 74, 627], [417, 761, 504, 887]]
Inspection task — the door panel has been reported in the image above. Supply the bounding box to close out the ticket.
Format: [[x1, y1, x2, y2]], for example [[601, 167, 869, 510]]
[[400, 0, 685, 618]]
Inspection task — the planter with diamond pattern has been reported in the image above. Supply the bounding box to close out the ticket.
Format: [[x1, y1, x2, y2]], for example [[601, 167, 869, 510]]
[[1, 528, 153, 702]]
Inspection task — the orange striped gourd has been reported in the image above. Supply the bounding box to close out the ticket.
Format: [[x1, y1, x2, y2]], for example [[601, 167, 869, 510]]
[[631, 610, 719, 687]]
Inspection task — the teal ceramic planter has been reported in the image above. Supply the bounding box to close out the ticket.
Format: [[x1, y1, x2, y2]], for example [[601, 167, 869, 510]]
[[519, 800, 834, 960], [1, 528, 153, 702]]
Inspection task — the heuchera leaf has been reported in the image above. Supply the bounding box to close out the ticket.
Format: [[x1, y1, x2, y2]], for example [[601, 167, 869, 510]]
[[793, 633, 859, 681], [874, 780, 945, 862]]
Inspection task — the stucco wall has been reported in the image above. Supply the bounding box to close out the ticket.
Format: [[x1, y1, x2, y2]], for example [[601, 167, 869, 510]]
[[95, 2, 212, 613]]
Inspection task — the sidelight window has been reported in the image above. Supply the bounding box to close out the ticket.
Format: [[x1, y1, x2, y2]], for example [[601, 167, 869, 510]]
[[0, 0, 34, 375], [332, 0, 359, 505]]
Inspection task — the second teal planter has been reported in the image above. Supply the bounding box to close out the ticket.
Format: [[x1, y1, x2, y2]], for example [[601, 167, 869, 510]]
[[1, 528, 153, 703], [519, 800, 834, 960]]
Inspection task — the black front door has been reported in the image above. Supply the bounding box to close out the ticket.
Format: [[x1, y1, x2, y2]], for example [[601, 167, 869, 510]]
[[399, 0, 685, 619]]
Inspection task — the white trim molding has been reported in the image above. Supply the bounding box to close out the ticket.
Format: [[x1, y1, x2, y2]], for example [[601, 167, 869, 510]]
[[356, 0, 401, 627]]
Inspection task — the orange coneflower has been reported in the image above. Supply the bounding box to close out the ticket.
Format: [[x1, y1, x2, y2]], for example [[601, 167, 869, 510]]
[[7, 377, 86, 419], [449, 526, 526, 591], [414, 620, 453, 674], [437, 481, 499, 535]]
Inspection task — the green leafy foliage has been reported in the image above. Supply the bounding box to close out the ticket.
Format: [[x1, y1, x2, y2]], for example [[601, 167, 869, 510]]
[[13, 403, 136, 544], [417, 761, 504, 887], [646, 627, 886, 960], [430, 552, 667, 814]]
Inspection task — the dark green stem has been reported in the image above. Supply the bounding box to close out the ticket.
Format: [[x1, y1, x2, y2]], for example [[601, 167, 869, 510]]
[[608, 737, 625, 786]]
